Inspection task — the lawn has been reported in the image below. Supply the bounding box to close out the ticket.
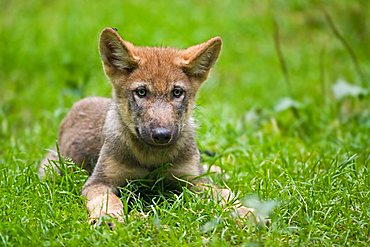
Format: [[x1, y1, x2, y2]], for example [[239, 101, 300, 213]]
[[0, 0, 369, 246]]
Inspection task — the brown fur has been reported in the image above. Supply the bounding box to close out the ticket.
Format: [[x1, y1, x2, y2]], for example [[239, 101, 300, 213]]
[[40, 28, 259, 227]]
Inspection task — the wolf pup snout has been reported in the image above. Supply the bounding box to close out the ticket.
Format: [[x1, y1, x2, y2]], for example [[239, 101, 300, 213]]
[[151, 127, 173, 145], [137, 125, 178, 146]]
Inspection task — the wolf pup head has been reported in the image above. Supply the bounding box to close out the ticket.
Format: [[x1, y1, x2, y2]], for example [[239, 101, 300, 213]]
[[99, 28, 222, 147]]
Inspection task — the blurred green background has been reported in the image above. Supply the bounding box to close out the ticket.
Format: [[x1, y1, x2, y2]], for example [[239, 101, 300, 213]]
[[0, 0, 369, 245]]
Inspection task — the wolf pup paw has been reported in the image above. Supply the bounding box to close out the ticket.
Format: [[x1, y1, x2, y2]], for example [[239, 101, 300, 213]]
[[235, 206, 271, 226], [89, 212, 124, 230]]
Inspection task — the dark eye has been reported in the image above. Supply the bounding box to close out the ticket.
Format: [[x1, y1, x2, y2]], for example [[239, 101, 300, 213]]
[[135, 87, 147, 98], [172, 88, 184, 98]]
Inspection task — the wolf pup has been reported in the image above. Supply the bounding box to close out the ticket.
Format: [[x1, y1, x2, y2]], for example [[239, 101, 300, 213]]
[[40, 28, 258, 225]]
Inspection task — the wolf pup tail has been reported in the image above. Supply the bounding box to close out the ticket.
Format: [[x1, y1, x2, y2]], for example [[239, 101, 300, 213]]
[[39, 149, 61, 179]]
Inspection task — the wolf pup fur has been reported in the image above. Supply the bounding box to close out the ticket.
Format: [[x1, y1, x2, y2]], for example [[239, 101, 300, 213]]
[[40, 28, 258, 225]]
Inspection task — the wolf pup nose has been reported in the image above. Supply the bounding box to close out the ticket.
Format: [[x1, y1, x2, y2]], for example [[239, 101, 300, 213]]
[[151, 127, 173, 145], [40, 27, 264, 228]]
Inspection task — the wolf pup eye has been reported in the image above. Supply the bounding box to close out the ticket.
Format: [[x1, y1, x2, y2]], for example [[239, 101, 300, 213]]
[[135, 87, 147, 98], [172, 87, 184, 98]]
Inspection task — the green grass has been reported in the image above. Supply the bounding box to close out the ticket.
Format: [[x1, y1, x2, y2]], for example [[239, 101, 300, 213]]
[[0, 0, 369, 246]]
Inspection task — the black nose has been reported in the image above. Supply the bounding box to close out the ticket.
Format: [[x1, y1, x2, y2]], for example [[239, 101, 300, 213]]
[[151, 128, 172, 144]]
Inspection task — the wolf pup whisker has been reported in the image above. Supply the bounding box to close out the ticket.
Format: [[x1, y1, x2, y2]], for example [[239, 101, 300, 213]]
[[40, 27, 263, 227]]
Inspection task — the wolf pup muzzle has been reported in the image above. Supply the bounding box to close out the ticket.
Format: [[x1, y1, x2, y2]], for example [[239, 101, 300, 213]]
[[138, 125, 179, 147]]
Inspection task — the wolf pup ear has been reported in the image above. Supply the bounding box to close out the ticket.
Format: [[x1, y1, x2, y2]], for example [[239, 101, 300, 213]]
[[180, 37, 222, 80], [99, 28, 139, 76]]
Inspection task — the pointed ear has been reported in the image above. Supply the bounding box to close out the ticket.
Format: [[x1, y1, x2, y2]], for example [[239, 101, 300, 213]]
[[99, 28, 139, 75], [180, 37, 222, 79]]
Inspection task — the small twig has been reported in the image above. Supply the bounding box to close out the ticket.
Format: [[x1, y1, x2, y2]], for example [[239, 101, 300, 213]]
[[272, 16, 301, 122], [319, 47, 326, 106], [272, 17, 293, 97], [322, 8, 366, 86]]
